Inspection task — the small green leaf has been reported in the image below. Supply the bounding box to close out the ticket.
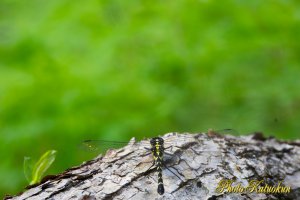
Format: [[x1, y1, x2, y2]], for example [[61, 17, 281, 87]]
[[30, 150, 57, 185], [23, 156, 34, 183]]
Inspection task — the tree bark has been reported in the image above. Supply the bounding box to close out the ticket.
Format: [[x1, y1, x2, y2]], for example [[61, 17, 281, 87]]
[[5, 132, 300, 200]]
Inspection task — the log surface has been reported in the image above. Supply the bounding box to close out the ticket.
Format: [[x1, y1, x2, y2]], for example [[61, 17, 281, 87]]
[[6, 132, 300, 200]]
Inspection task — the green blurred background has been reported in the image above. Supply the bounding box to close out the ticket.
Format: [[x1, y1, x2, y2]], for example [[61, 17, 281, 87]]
[[1, 0, 300, 197]]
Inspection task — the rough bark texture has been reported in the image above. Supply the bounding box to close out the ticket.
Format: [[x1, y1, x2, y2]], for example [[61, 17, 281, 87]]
[[5, 132, 300, 200]]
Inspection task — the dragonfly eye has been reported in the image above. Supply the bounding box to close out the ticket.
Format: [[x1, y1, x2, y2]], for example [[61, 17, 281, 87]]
[[150, 137, 164, 145], [150, 137, 158, 143], [159, 138, 164, 144]]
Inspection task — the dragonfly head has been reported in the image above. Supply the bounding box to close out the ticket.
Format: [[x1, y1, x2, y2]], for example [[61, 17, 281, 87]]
[[150, 137, 164, 146]]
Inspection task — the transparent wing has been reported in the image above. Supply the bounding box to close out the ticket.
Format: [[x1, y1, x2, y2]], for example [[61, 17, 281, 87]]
[[79, 139, 151, 151], [79, 137, 190, 152], [80, 140, 129, 151], [80, 129, 238, 151], [162, 128, 239, 144], [207, 128, 239, 135]]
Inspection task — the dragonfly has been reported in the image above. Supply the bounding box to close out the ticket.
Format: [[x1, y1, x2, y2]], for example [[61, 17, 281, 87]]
[[82, 136, 189, 195], [81, 129, 238, 195]]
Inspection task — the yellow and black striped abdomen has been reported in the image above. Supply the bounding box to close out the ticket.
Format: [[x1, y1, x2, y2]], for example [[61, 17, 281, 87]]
[[157, 156, 164, 195], [150, 137, 165, 195]]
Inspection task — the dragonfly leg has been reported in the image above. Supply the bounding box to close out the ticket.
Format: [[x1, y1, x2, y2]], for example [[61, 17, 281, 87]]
[[145, 161, 155, 173], [163, 145, 180, 157], [144, 147, 152, 151], [164, 146, 172, 151], [164, 151, 174, 156], [162, 162, 184, 182], [143, 161, 157, 184]]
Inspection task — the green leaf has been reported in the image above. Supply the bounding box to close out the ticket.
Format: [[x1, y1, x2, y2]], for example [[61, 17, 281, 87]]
[[30, 150, 57, 185], [23, 156, 34, 183]]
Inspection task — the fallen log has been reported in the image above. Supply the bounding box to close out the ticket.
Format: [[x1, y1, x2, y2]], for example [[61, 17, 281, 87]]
[[5, 131, 300, 200]]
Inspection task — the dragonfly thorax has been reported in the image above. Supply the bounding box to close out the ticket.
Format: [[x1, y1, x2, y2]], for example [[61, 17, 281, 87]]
[[150, 137, 164, 158]]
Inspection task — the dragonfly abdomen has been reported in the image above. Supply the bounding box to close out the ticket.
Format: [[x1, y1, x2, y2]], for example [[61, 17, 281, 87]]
[[150, 137, 165, 195], [157, 157, 164, 195]]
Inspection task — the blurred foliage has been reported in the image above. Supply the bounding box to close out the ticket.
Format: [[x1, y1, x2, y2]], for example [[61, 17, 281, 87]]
[[1, 0, 300, 197]]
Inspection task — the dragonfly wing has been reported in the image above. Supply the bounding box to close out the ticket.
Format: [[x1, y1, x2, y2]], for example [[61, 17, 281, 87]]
[[80, 140, 131, 151], [162, 129, 239, 144], [80, 139, 151, 152], [207, 128, 239, 135]]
